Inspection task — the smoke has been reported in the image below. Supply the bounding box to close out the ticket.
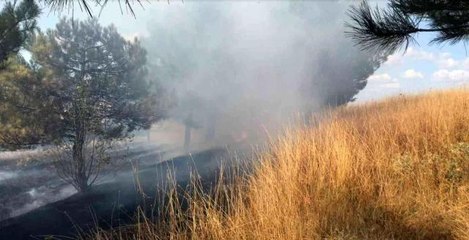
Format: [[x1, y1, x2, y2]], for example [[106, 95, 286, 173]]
[[0, 170, 17, 182], [10, 185, 76, 218], [142, 1, 383, 146], [0, 2, 386, 221]]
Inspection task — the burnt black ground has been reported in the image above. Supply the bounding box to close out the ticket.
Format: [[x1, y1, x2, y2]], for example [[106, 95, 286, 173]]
[[0, 143, 165, 221], [0, 148, 235, 240]]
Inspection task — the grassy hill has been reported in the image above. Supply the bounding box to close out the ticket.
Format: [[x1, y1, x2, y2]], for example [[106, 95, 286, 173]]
[[95, 89, 469, 240]]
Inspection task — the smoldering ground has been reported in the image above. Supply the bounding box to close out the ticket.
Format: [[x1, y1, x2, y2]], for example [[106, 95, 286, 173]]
[[0, 141, 163, 221]]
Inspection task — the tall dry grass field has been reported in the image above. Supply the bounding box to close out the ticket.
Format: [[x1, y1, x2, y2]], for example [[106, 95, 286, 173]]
[[95, 89, 469, 240]]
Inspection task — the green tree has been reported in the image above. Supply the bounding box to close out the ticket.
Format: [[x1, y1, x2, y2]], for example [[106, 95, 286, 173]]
[[0, 0, 39, 67], [347, 0, 469, 53], [0, 18, 162, 192], [0, 0, 143, 68], [0, 55, 57, 148]]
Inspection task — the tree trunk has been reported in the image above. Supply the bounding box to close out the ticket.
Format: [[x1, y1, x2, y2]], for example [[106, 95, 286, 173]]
[[184, 123, 191, 153], [205, 111, 216, 141], [73, 121, 89, 192], [184, 113, 194, 153]]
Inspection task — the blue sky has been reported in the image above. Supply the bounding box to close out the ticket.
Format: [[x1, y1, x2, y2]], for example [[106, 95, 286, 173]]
[[8, 1, 469, 103], [356, 31, 469, 102]]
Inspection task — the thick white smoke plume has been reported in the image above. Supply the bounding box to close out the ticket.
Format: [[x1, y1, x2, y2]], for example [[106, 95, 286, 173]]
[[143, 1, 384, 146]]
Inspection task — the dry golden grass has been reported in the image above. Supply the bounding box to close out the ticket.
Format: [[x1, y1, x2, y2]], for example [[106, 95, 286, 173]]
[[94, 89, 469, 240]]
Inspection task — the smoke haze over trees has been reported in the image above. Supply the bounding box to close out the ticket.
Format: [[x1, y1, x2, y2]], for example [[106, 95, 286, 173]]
[[2, 1, 388, 148], [0, 19, 164, 191], [143, 1, 387, 143]]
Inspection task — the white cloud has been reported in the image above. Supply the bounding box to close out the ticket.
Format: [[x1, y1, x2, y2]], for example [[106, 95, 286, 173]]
[[406, 47, 435, 61], [405, 48, 463, 69], [462, 58, 469, 69], [432, 69, 469, 82], [388, 48, 463, 69], [403, 69, 424, 79], [382, 47, 433, 66], [437, 57, 459, 69], [382, 82, 400, 88], [384, 54, 403, 66], [368, 73, 392, 82], [367, 73, 400, 88]]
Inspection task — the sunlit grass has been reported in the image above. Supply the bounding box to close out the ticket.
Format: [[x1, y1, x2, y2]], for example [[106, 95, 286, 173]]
[[93, 89, 469, 240]]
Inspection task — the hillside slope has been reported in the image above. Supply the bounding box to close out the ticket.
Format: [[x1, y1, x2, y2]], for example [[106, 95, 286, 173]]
[[97, 89, 469, 240]]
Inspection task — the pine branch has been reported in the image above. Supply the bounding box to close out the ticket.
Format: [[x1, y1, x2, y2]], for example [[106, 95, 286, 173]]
[[347, 0, 469, 53], [346, 1, 419, 53], [43, 0, 142, 18]]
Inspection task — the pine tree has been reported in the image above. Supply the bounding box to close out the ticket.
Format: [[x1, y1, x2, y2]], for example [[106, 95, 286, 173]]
[[0, 55, 55, 148], [0, 19, 163, 192], [1, 0, 142, 68], [43, 0, 141, 17], [347, 0, 469, 53], [0, 0, 39, 67]]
